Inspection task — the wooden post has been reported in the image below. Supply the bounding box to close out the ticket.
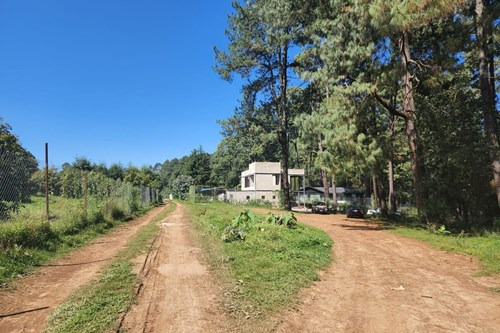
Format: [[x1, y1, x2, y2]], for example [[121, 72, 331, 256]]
[[45, 143, 49, 221], [83, 171, 88, 216]]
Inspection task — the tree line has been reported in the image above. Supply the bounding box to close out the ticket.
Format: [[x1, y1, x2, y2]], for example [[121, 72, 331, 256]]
[[210, 0, 499, 227], [0, 118, 163, 218]]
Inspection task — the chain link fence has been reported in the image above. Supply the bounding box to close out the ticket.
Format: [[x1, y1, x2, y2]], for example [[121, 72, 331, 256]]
[[189, 186, 226, 203], [0, 149, 38, 219], [0, 149, 161, 223]]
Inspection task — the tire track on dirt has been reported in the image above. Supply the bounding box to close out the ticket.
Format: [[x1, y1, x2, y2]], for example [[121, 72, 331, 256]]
[[0, 204, 167, 333], [271, 213, 500, 333], [122, 203, 229, 333]]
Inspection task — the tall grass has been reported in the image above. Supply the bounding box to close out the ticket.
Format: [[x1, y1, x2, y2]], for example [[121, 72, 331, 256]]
[[44, 202, 176, 333], [0, 195, 152, 285]]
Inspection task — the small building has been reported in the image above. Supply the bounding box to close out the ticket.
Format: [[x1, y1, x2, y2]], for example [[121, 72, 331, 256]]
[[226, 162, 304, 205], [296, 186, 364, 203]]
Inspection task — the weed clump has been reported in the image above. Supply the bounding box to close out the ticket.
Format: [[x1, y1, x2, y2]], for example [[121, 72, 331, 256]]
[[222, 210, 298, 242]]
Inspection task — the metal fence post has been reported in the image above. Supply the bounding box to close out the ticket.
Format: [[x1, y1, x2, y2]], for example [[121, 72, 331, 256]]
[[45, 143, 49, 221]]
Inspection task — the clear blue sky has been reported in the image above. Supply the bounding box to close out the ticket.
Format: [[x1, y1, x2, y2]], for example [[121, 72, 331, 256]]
[[0, 0, 242, 168]]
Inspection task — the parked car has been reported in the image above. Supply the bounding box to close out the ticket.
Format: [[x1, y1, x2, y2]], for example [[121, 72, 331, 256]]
[[346, 205, 364, 218], [312, 201, 328, 214], [328, 205, 338, 214]]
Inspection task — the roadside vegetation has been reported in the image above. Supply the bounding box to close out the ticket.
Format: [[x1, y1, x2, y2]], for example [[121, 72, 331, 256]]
[[0, 195, 154, 286], [389, 225, 500, 275], [44, 201, 176, 333], [186, 201, 332, 326]]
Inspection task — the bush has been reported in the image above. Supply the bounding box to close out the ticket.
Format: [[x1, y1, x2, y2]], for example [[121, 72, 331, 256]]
[[0, 221, 55, 250], [110, 206, 126, 221], [222, 210, 255, 242], [245, 199, 272, 208]]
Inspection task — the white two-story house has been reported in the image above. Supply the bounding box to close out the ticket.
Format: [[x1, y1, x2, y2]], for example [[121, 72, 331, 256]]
[[226, 162, 304, 205]]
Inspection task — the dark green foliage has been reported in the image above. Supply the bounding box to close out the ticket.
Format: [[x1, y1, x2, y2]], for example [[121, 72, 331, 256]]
[[110, 206, 126, 221], [31, 168, 62, 196], [107, 163, 126, 180], [183, 147, 212, 185], [0, 119, 38, 218], [171, 175, 194, 200], [418, 71, 499, 226], [210, 108, 281, 188], [0, 222, 55, 250]]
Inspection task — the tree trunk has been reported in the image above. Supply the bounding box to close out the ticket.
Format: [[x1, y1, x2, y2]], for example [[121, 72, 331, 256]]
[[331, 173, 337, 205], [372, 175, 379, 208], [476, 0, 500, 207], [376, 177, 388, 217], [388, 159, 396, 213], [279, 43, 291, 210], [317, 134, 330, 200], [293, 140, 300, 168], [399, 31, 425, 216]]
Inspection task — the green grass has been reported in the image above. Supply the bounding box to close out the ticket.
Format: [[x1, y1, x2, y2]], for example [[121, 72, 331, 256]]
[[44, 201, 176, 333], [0, 196, 152, 286], [185, 201, 332, 324], [389, 227, 500, 274]]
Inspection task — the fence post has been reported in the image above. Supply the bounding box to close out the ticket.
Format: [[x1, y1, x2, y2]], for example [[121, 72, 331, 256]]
[[83, 171, 88, 216], [45, 143, 49, 221]]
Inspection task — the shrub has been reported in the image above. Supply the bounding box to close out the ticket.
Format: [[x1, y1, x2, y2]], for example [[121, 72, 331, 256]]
[[171, 175, 194, 200], [265, 212, 297, 229], [110, 206, 126, 221], [245, 199, 272, 208], [0, 221, 56, 250], [222, 210, 255, 242]]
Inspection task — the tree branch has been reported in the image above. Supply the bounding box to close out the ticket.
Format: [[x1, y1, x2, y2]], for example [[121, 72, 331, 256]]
[[372, 91, 407, 119]]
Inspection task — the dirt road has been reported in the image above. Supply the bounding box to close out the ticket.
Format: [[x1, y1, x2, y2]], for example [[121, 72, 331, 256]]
[[273, 213, 500, 333], [122, 203, 228, 333], [0, 205, 166, 333]]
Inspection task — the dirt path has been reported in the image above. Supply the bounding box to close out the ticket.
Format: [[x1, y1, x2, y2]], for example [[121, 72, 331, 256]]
[[0, 205, 166, 333], [271, 213, 500, 333], [122, 203, 229, 333]]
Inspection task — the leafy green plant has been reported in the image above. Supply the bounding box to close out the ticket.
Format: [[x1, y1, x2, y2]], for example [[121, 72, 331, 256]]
[[436, 225, 451, 235], [222, 210, 255, 242], [264, 212, 297, 229]]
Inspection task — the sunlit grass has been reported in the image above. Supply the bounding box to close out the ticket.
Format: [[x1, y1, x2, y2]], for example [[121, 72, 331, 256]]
[[185, 201, 332, 327], [390, 227, 500, 275]]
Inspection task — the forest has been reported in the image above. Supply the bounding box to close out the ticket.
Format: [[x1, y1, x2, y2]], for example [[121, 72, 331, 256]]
[[207, 0, 499, 228], [161, 0, 499, 228]]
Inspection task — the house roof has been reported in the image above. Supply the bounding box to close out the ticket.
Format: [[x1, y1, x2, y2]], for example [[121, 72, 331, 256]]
[[298, 186, 363, 194]]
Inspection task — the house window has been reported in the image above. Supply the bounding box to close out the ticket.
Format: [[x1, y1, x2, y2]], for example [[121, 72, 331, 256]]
[[245, 177, 250, 188], [246, 196, 250, 200], [261, 196, 265, 200], [272, 196, 276, 200], [274, 174, 280, 185]]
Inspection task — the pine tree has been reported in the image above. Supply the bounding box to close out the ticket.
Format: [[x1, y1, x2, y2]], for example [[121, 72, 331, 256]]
[[215, 0, 314, 209]]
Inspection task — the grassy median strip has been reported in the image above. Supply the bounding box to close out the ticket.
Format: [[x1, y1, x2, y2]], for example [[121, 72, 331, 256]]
[[43, 201, 176, 333], [186, 202, 332, 321], [390, 227, 500, 275]]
